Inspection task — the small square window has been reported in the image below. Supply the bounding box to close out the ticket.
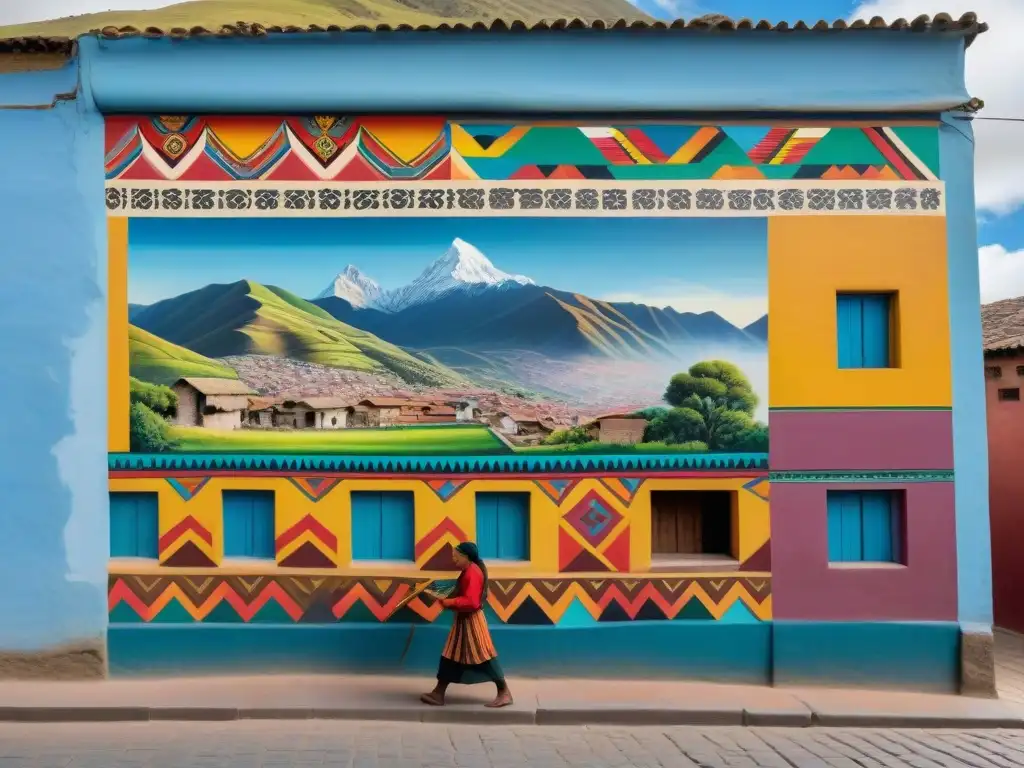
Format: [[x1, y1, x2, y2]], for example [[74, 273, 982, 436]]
[[827, 490, 904, 564], [837, 293, 895, 369], [1016, 366, 1024, 377], [475, 492, 530, 561], [986, 366, 1003, 379], [223, 490, 276, 559], [351, 491, 414, 561], [109, 492, 159, 558], [998, 388, 1021, 402]]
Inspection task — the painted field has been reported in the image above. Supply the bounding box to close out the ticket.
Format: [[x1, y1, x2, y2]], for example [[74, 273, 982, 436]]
[[167, 423, 510, 454]]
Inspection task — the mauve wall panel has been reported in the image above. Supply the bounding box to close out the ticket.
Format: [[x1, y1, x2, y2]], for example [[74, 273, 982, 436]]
[[770, 410, 954, 471], [770, 482, 958, 621]]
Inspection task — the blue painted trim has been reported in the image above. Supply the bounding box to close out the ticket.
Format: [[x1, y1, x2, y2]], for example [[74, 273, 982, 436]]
[[772, 621, 959, 692], [941, 113, 992, 627], [0, 59, 78, 108], [108, 451, 769, 473], [108, 622, 771, 682], [80, 33, 970, 114]]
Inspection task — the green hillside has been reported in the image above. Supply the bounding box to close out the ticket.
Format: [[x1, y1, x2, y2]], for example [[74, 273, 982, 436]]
[[0, 0, 648, 38], [132, 280, 465, 387], [129, 323, 238, 386]]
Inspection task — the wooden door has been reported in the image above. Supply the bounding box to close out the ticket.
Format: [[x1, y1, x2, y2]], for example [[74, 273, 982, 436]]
[[652, 493, 701, 554]]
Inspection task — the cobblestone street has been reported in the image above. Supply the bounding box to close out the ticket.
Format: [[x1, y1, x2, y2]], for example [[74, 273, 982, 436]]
[[1, 722, 1023, 768]]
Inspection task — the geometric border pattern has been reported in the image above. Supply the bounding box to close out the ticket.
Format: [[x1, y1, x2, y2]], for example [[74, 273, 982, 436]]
[[108, 573, 772, 624], [770, 469, 954, 483], [106, 180, 945, 217], [108, 452, 769, 473]]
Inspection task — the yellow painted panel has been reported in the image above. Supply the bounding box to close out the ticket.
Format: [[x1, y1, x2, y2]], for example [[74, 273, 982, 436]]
[[107, 474, 769, 574], [107, 218, 129, 452], [768, 216, 951, 408]]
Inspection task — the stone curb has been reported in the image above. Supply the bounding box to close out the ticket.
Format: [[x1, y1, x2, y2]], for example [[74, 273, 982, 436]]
[[0, 706, 1020, 728]]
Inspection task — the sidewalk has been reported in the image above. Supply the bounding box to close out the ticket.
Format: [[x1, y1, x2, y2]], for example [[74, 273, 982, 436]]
[[0, 673, 1022, 728]]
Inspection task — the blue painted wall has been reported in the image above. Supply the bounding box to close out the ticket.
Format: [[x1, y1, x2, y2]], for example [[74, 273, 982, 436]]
[[941, 112, 993, 629], [81, 33, 970, 114], [0, 60, 109, 654]]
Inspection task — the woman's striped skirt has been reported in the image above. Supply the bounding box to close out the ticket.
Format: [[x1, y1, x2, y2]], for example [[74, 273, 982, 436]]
[[437, 610, 505, 685]]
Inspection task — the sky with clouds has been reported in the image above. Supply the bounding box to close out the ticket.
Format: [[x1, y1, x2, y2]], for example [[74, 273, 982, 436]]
[[3, 0, 1020, 307]]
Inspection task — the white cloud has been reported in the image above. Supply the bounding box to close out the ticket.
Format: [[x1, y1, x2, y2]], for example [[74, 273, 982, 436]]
[[979, 244, 1024, 304], [851, 0, 1024, 216], [601, 288, 766, 328]]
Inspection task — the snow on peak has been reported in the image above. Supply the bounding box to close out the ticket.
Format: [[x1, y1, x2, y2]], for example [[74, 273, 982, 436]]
[[314, 264, 383, 308], [376, 239, 534, 312]]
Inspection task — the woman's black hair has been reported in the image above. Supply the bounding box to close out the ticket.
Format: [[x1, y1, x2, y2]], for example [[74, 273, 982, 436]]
[[456, 541, 489, 599]]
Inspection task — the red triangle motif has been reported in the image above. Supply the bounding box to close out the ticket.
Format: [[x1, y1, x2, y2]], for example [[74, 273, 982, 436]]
[[564, 549, 610, 573], [264, 151, 320, 181], [558, 527, 583, 571], [602, 528, 630, 572], [509, 165, 546, 180], [177, 152, 234, 181], [162, 541, 216, 568], [420, 543, 458, 571], [332, 155, 387, 181], [279, 541, 336, 568], [739, 540, 772, 572], [118, 153, 164, 181]]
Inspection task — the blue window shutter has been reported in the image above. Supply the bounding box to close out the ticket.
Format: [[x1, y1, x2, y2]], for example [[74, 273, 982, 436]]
[[380, 492, 414, 561], [836, 294, 863, 368], [223, 492, 250, 557], [134, 494, 159, 559], [838, 493, 863, 561], [250, 492, 276, 559], [826, 492, 845, 562], [861, 295, 891, 368], [352, 492, 383, 560], [497, 494, 529, 560], [476, 493, 499, 560], [861, 491, 894, 562]]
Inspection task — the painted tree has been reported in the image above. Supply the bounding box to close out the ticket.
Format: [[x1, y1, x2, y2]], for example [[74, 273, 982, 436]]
[[644, 360, 768, 451]]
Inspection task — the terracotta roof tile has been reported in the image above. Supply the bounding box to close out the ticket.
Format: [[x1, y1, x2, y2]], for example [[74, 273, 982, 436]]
[[0, 13, 988, 53], [983, 296, 1024, 352]]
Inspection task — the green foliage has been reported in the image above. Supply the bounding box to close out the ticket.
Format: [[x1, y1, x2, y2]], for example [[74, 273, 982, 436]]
[[649, 360, 768, 451], [633, 406, 669, 421], [129, 402, 176, 453], [129, 377, 177, 418], [664, 359, 758, 416], [543, 426, 594, 446]]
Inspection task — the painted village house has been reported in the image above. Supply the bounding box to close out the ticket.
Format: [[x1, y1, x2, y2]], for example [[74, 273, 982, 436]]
[[0, 14, 997, 696], [172, 377, 257, 431], [981, 297, 1024, 635]]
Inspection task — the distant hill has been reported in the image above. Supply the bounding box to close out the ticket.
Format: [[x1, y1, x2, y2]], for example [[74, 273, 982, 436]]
[[132, 279, 465, 387], [743, 314, 767, 342], [314, 283, 762, 359], [0, 0, 648, 38], [129, 323, 238, 386]]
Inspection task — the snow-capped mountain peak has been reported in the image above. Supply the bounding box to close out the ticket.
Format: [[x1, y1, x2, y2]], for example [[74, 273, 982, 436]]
[[379, 239, 534, 312], [314, 264, 383, 308], [316, 239, 535, 313]]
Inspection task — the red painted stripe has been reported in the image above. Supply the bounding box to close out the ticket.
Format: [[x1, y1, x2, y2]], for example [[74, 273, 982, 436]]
[[862, 127, 916, 180], [275, 514, 338, 552], [414, 518, 467, 559], [623, 129, 669, 163], [591, 136, 635, 165], [747, 127, 792, 163], [158, 515, 214, 552]]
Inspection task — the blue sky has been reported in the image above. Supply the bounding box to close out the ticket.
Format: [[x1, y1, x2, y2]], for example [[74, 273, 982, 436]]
[[628, 0, 1024, 305], [129, 217, 768, 325]]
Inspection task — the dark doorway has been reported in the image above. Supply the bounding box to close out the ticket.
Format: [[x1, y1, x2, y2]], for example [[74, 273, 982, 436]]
[[304, 411, 316, 428], [650, 491, 734, 567]]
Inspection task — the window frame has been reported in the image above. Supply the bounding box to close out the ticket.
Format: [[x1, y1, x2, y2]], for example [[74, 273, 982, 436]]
[[350, 490, 415, 563], [474, 491, 531, 562], [836, 291, 897, 370], [826, 489, 905, 566], [222, 489, 277, 560], [109, 491, 160, 559]]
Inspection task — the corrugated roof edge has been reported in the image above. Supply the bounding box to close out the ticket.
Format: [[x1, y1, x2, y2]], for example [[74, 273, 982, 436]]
[[0, 12, 988, 54]]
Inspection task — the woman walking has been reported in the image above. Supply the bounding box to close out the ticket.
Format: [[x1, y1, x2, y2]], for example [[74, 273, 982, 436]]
[[420, 542, 513, 708]]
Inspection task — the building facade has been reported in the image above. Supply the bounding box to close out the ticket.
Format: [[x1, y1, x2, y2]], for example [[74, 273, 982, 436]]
[[0, 15, 993, 693], [982, 299, 1024, 634]]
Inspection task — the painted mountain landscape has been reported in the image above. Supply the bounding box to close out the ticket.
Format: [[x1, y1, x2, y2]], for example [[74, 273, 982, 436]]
[[126, 217, 768, 454]]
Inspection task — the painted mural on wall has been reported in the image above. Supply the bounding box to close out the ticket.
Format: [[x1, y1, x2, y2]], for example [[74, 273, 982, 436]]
[[126, 216, 768, 455]]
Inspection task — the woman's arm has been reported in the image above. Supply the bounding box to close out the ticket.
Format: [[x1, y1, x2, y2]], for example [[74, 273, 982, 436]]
[[442, 566, 483, 612]]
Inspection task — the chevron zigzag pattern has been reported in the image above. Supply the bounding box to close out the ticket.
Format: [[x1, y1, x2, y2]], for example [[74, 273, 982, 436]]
[[158, 515, 216, 567], [108, 574, 771, 624], [275, 515, 338, 568], [414, 518, 468, 570], [105, 117, 939, 183]]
